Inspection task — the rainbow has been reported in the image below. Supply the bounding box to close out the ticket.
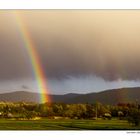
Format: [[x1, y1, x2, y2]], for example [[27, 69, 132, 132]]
[[13, 11, 50, 103]]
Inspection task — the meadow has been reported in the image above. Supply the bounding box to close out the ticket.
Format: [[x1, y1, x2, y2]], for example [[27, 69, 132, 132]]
[[0, 118, 139, 130]]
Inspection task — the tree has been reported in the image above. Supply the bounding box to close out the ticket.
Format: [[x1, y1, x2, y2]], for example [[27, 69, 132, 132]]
[[127, 108, 140, 126], [38, 103, 55, 117], [85, 104, 95, 119], [74, 104, 87, 119], [52, 104, 63, 116], [64, 105, 75, 118]]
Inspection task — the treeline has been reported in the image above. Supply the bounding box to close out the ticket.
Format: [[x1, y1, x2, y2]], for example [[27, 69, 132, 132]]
[[0, 102, 140, 126]]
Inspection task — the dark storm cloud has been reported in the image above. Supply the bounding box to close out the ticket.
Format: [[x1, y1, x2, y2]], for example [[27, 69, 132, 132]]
[[39, 43, 140, 81], [0, 12, 32, 80], [1, 10, 140, 81], [32, 10, 140, 81]]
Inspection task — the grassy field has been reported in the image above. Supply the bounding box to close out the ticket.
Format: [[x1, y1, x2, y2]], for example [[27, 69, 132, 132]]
[[0, 118, 139, 130]]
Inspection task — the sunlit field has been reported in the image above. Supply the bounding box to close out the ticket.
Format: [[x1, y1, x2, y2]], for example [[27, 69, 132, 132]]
[[0, 118, 139, 130]]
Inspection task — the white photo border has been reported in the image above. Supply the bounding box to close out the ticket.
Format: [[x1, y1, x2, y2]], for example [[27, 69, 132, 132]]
[[0, 0, 140, 140]]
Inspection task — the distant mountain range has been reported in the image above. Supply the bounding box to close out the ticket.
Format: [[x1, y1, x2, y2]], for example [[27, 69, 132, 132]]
[[0, 91, 39, 103], [0, 87, 140, 105]]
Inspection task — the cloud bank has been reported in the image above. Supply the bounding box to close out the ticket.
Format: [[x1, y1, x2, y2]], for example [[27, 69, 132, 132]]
[[0, 10, 140, 93]]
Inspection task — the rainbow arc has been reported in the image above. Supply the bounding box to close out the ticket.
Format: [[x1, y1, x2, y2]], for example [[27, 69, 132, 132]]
[[13, 11, 50, 103]]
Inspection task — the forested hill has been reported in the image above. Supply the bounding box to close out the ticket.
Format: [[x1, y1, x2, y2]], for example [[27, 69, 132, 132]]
[[0, 87, 140, 105], [0, 91, 39, 103], [51, 87, 140, 104]]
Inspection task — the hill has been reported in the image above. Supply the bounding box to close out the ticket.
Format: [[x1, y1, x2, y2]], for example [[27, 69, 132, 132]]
[[0, 91, 39, 103], [0, 87, 140, 104], [51, 87, 140, 105]]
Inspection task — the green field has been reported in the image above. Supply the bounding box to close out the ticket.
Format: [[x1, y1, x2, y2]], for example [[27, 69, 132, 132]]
[[0, 118, 139, 130]]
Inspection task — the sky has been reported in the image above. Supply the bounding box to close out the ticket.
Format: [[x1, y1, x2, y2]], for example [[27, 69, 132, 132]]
[[0, 10, 140, 94]]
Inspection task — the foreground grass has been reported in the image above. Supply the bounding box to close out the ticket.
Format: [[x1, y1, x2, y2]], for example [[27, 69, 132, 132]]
[[0, 118, 139, 130]]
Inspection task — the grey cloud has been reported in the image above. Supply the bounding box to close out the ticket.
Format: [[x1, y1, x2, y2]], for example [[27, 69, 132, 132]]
[[1, 10, 140, 81]]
